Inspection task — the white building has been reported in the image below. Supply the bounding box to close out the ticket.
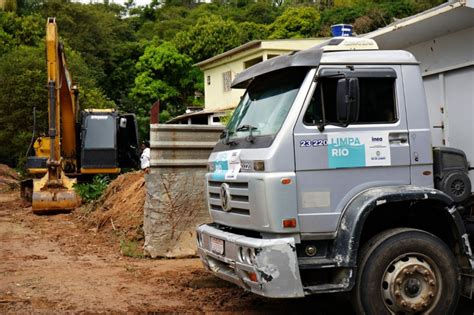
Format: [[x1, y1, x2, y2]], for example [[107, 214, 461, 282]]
[[364, 0, 474, 182], [195, 39, 327, 111]]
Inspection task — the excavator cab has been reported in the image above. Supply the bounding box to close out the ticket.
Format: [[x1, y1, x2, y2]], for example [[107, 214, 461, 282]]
[[80, 110, 139, 174]]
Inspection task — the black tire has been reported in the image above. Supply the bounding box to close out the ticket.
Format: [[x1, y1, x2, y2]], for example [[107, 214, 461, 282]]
[[352, 228, 460, 315]]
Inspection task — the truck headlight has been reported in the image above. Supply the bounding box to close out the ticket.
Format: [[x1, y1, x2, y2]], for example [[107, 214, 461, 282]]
[[254, 160, 265, 171]]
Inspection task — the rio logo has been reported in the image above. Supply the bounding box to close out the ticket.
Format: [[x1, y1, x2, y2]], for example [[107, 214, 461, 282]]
[[331, 148, 349, 156]]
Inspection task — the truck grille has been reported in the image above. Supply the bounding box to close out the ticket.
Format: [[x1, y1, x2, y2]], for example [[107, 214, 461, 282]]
[[208, 180, 250, 215]]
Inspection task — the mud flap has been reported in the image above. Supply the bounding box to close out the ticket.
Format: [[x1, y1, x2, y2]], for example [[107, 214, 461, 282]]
[[461, 273, 474, 299]]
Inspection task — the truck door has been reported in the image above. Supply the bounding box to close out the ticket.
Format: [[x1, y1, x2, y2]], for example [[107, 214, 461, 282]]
[[293, 66, 411, 234]]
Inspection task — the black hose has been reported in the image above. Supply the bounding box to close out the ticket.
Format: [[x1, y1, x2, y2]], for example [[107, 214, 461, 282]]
[[25, 106, 36, 157], [49, 80, 56, 161]]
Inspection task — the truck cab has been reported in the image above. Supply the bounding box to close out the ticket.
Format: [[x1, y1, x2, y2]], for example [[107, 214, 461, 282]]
[[196, 37, 473, 314]]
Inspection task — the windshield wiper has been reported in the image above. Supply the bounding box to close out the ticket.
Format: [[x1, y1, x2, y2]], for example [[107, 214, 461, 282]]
[[220, 129, 237, 146], [236, 124, 258, 143], [219, 129, 228, 139]]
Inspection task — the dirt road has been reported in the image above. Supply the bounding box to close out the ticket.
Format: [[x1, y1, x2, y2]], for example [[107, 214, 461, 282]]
[[0, 191, 472, 313]]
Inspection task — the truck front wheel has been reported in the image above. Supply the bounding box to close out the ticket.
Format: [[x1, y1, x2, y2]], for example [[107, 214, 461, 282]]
[[352, 228, 460, 314]]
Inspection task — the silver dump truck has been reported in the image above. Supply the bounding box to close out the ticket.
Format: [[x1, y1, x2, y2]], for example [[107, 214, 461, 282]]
[[196, 37, 474, 314]]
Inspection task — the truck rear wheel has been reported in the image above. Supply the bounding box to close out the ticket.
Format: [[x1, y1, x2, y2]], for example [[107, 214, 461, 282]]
[[352, 228, 460, 315]]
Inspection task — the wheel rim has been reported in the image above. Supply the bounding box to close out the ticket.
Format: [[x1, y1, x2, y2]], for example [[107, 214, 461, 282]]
[[381, 254, 441, 313], [450, 179, 465, 197]]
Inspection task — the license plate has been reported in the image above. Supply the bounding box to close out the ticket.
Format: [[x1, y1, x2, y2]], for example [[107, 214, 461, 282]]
[[210, 237, 224, 255]]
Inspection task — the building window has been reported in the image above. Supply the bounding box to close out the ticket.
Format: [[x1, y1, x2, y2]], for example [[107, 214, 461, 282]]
[[207, 75, 211, 85], [267, 54, 279, 59], [244, 56, 263, 69], [223, 71, 232, 92]]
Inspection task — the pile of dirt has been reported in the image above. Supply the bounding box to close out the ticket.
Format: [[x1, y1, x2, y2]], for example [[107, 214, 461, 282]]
[[76, 171, 145, 251], [0, 164, 20, 192]]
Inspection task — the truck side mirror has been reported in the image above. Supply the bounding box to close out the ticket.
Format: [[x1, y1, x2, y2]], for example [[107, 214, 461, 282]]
[[336, 78, 359, 125]]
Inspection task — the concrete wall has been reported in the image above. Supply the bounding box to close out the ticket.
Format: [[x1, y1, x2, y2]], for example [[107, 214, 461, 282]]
[[144, 124, 224, 258]]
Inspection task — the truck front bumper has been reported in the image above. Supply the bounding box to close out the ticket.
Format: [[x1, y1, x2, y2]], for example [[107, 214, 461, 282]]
[[196, 224, 305, 298]]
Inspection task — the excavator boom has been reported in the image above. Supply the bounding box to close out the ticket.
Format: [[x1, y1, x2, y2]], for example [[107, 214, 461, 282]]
[[31, 17, 80, 213]]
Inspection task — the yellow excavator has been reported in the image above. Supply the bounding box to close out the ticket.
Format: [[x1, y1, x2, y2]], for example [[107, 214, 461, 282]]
[[21, 18, 139, 213]]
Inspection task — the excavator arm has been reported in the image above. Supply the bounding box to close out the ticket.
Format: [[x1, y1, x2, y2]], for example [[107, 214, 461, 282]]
[[31, 18, 80, 213]]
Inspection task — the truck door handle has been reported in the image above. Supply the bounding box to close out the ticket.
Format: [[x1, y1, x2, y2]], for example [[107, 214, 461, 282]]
[[389, 134, 408, 144], [389, 137, 408, 143]]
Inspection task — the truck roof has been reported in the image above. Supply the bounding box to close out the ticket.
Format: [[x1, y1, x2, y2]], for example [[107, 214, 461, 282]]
[[320, 50, 419, 66], [231, 38, 419, 89]]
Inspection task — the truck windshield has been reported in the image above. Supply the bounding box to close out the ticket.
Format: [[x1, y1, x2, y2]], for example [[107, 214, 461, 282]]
[[225, 67, 309, 142]]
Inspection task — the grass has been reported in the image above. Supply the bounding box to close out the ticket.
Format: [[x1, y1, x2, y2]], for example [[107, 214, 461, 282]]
[[119, 239, 144, 258]]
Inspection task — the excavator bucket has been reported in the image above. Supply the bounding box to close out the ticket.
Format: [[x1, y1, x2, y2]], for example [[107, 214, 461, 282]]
[[32, 172, 81, 214]]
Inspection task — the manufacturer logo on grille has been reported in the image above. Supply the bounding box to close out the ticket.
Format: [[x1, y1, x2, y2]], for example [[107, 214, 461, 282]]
[[220, 183, 232, 212]]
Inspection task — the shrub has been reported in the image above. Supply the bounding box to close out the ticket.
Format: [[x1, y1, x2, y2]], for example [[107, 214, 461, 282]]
[[74, 175, 109, 203]]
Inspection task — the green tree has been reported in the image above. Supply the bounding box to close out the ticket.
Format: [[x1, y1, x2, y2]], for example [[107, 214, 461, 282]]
[[41, 1, 138, 102], [100, 41, 145, 111], [241, 2, 282, 24], [63, 46, 116, 109], [0, 12, 44, 54], [16, 0, 44, 16], [0, 43, 114, 166], [0, 27, 14, 55], [333, 0, 356, 7], [319, 0, 420, 36], [238, 21, 269, 42], [0, 45, 47, 166], [130, 41, 198, 119], [3, 0, 17, 12], [268, 6, 321, 39], [136, 0, 209, 42], [173, 15, 241, 62]]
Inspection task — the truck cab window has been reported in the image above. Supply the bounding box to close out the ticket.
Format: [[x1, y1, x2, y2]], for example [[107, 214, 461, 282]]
[[226, 67, 309, 140], [304, 76, 397, 125]]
